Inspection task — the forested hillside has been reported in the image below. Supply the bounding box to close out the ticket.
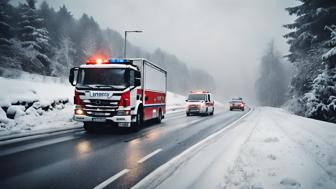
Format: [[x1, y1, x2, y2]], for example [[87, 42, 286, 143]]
[[284, 0, 336, 123], [0, 0, 216, 94]]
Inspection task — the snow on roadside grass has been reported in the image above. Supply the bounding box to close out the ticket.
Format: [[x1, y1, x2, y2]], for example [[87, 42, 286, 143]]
[[151, 107, 336, 189]]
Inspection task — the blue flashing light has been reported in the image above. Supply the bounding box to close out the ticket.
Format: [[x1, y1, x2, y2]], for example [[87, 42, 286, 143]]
[[109, 59, 130, 63]]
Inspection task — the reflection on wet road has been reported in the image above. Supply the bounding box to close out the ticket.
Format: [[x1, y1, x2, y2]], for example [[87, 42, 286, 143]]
[[0, 108, 248, 189]]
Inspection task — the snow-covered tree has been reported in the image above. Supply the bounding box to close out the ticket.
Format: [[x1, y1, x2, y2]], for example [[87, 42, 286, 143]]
[[284, 0, 336, 96], [17, 0, 52, 74], [284, 0, 336, 118], [255, 41, 288, 107], [51, 36, 76, 76], [0, 0, 16, 68], [304, 25, 336, 123]]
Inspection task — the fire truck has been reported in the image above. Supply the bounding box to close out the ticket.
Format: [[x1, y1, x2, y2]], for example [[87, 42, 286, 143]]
[[69, 58, 167, 132], [186, 90, 214, 116]]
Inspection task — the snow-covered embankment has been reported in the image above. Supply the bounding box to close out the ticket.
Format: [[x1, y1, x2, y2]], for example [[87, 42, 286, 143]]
[[134, 107, 336, 189]]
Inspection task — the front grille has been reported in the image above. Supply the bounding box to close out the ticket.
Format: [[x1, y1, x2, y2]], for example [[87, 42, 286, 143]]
[[82, 99, 120, 117]]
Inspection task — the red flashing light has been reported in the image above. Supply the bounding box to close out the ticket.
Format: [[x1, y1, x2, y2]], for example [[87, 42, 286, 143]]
[[96, 58, 103, 64], [86, 57, 109, 64]]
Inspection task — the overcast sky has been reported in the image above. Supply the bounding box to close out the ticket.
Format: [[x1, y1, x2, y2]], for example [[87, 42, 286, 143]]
[[14, 0, 297, 103]]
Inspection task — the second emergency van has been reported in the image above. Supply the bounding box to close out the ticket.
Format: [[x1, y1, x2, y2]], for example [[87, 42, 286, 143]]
[[186, 91, 214, 116]]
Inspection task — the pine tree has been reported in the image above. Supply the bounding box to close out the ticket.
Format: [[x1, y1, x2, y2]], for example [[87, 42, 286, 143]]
[[51, 36, 76, 76], [305, 25, 336, 123], [17, 0, 52, 74], [0, 0, 16, 68], [284, 0, 336, 97], [39, 1, 57, 46], [255, 41, 288, 107]]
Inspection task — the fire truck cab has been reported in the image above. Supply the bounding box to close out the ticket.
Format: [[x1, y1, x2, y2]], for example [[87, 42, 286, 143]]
[[69, 58, 167, 132], [186, 90, 214, 116]]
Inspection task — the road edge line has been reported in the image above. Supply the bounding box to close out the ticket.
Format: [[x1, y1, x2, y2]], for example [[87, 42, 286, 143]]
[[93, 169, 130, 189], [131, 109, 253, 189], [137, 149, 162, 164]]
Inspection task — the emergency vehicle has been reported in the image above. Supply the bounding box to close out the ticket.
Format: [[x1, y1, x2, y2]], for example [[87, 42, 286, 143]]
[[69, 58, 167, 132], [229, 97, 245, 111], [186, 90, 214, 116]]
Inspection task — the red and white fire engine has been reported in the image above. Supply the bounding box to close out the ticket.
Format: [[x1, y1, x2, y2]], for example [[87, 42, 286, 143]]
[[69, 58, 167, 132]]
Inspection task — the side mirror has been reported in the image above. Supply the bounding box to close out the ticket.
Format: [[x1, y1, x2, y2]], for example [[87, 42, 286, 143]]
[[145, 96, 149, 101], [185, 99, 188, 102], [135, 78, 141, 86], [69, 67, 78, 86]]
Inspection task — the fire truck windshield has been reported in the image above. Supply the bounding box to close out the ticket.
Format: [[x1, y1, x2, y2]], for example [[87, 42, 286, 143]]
[[187, 94, 206, 101], [77, 68, 127, 89]]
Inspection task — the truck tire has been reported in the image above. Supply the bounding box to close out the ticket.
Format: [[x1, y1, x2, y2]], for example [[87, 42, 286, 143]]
[[157, 109, 162, 123], [132, 108, 143, 132], [83, 122, 95, 133]]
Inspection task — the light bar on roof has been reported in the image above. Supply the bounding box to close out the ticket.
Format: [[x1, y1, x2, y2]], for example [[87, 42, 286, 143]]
[[191, 90, 209, 94], [86, 58, 131, 64]]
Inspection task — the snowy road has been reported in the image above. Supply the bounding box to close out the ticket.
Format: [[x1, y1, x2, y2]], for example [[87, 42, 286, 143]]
[[0, 107, 248, 189], [135, 107, 336, 189]]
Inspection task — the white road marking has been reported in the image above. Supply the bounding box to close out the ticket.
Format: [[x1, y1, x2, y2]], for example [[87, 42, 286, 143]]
[[137, 149, 162, 164], [93, 169, 130, 189]]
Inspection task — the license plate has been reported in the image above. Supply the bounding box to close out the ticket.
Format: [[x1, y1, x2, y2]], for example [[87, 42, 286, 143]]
[[93, 112, 106, 116], [92, 117, 106, 122]]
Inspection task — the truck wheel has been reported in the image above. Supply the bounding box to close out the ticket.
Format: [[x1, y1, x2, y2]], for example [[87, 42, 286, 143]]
[[132, 108, 143, 132], [83, 122, 95, 133], [211, 108, 214, 115], [157, 109, 162, 123]]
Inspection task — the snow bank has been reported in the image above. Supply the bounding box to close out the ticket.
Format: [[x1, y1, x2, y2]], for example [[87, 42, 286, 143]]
[[139, 107, 336, 189], [166, 91, 186, 113], [0, 77, 75, 136], [0, 77, 72, 106], [0, 77, 187, 136]]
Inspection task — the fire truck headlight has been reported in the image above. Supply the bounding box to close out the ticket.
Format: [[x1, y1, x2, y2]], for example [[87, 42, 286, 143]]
[[117, 110, 130, 116], [75, 109, 84, 115]]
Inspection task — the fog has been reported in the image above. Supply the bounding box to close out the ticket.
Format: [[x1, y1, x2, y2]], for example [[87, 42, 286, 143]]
[[13, 0, 297, 103]]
